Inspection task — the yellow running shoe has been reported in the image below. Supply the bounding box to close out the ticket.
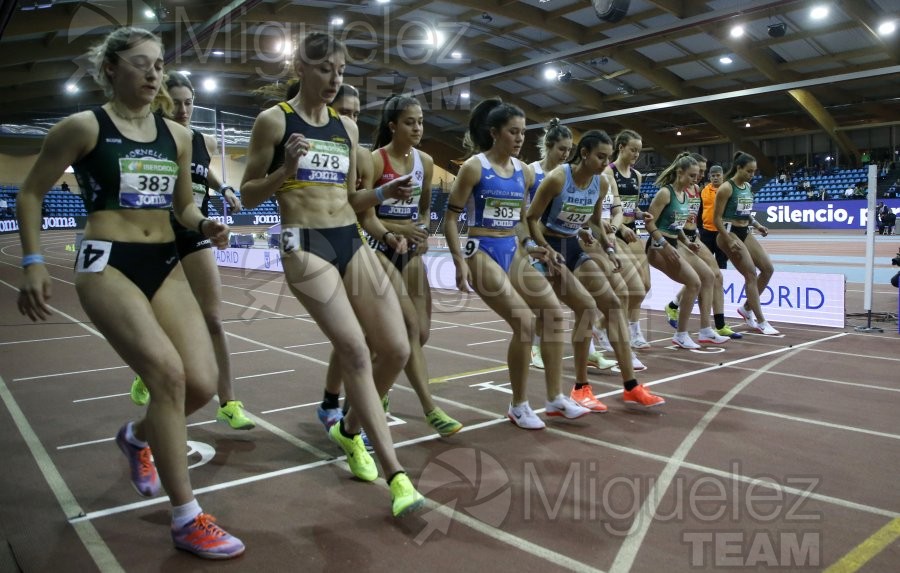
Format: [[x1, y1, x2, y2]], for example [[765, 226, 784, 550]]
[[130, 376, 150, 406], [216, 401, 255, 430], [425, 407, 463, 437], [329, 423, 377, 481], [390, 473, 425, 517]]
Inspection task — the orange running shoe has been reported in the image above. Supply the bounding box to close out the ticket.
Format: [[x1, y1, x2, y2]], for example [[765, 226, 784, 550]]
[[569, 384, 609, 413], [622, 384, 665, 408], [172, 513, 245, 560]]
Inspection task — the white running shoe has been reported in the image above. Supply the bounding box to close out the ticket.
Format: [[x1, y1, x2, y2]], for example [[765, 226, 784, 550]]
[[698, 327, 730, 344], [672, 332, 702, 349], [632, 355, 648, 371], [587, 350, 617, 370], [755, 320, 781, 335], [507, 402, 545, 430], [630, 322, 651, 349], [530, 345, 544, 369], [736, 305, 758, 329], [545, 395, 591, 419], [594, 328, 614, 352]]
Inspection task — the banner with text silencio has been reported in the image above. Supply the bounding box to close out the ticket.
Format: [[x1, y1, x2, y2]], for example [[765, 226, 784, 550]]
[[642, 268, 845, 328], [760, 198, 900, 229]]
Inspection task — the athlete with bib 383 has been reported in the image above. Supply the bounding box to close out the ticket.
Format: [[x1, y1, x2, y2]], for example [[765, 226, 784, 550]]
[[15, 27, 243, 560]]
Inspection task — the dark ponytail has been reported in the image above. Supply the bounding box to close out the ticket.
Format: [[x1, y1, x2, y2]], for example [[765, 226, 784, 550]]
[[373, 94, 421, 149], [568, 130, 612, 165], [462, 97, 525, 156], [723, 151, 756, 180]]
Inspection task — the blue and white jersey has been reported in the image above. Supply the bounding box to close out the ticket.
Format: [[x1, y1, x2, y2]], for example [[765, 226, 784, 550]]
[[540, 164, 600, 236], [527, 160, 546, 208], [465, 153, 525, 231]]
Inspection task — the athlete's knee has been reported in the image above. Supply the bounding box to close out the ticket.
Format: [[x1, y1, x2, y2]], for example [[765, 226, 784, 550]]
[[757, 261, 774, 279]]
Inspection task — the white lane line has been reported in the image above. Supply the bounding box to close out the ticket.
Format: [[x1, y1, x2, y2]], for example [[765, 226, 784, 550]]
[[73, 392, 129, 403], [466, 338, 507, 346], [594, 333, 850, 398], [470, 319, 506, 326], [802, 347, 900, 363], [230, 349, 268, 355], [13, 365, 129, 382], [431, 318, 512, 335], [608, 348, 799, 573], [430, 325, 458, 331], [235, 369, 295, 380], [284, 341, 331, 348], [0, 376, 123, 571], [0, 334, 92, 346], [260, 399, 321, 415]]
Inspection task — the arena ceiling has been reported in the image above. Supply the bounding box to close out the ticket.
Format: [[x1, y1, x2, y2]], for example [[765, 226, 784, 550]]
[[0, 0, 898, 172]]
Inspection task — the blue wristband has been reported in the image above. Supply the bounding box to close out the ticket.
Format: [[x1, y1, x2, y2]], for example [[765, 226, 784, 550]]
[[375, 186, 385, 203], [22, 254, 45, 268]]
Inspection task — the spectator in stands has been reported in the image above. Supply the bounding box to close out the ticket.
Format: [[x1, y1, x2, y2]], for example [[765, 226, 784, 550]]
[[884, 209, 896, 236], [854, 183, 867, 198], [60, 181, 71, 193], [861, 150, 871, 165], [778, 170, 787, 184], [805, 182, 819, 201], [844, 184, 855, 199], [0, 196, 11, 218]]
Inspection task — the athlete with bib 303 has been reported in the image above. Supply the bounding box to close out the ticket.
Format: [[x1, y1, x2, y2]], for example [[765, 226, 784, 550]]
[[239, 32, 424, 517], [16, 28, 243, 559]]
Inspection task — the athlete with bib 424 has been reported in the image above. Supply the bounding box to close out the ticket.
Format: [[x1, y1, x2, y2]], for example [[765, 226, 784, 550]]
[[16, 28, 243, 559], [239, 32, 424, 517]]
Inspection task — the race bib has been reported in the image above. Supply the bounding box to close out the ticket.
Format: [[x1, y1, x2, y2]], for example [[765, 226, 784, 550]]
[[482, 198, 520, 229], [296, 139, 350, 185], [191, 182, 207, 208], [600, 193, 613, 219], [555, 203, 593, 233], [621, 197, 638, 218], [75, 240, 112, 273], [280, 226, 300, 254], [666, 211, 689, 232], [686, 196, 701, 225], [737, 197, 753, 216], [119, 158, 177, 209], [378, 183, 422, 219], [462, 238, 480, 259]]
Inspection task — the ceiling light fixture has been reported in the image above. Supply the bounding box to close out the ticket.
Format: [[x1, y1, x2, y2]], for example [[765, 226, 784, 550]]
[[745, 121, 751, 127], [65, 83, 78, 94], [730, 25, 744, 38], [676, 131, 682, 136], [427, 29, 445, 47], [178, 70, 191, 76], [810, 5, 829, 20], [719, 56, 733, 64], [450, 51, 462, 59], [878, 20, 896, 36], [144, 8, 155, 18], [330, 17, 344, 27], [460, 92, 470, 99], [203, 79, 218, 92], [212, 50, 225, 56]]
